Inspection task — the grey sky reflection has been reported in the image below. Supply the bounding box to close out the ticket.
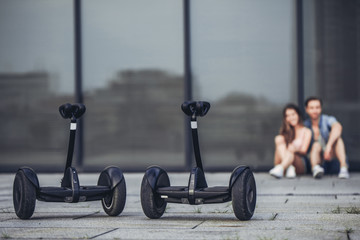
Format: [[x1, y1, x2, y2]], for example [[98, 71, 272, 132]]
[[0, 0, 294, 103]]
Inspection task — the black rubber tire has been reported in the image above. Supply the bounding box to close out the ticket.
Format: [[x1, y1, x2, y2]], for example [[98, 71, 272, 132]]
[[13, 170, 37, 219], [140, 174, 167, 219], [231, 168, 256, 220], [101, 179, 126, 216]]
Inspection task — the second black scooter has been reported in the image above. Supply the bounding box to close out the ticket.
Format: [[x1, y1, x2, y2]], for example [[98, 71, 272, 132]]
[[13, 103, 126, 219], [140, 101, 256, 220]]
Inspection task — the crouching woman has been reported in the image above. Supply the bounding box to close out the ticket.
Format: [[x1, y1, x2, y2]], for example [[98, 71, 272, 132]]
[[269, 104, 311, 178]]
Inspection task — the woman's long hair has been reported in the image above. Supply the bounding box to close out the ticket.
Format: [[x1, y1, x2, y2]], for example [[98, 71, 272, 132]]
[[280, 103, 303, 145]]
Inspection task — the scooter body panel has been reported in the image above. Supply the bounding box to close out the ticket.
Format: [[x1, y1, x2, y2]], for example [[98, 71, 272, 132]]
[[19, 167, 40, 189], [144, 166, 170, 190], [98, 166, 124, 190], [229, 165, 249, 189], [188, 167, 207, 204]]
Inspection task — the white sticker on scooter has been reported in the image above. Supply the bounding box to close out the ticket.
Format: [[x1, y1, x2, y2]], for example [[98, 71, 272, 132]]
[[191, 121, 197, 129], [70, 123, 77, 130]]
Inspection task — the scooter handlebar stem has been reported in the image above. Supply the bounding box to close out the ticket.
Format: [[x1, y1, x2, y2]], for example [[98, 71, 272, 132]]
[[59, 103, 86, 176]]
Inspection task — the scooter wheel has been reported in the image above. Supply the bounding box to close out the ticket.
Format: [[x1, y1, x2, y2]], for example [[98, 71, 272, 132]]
[[102, 179, 126, 216], [231, 168, 256, 220], [140, 173, 168, 219], [13, 170, 36, 219]]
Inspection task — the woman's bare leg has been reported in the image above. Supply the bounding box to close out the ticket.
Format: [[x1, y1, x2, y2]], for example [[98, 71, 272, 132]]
[[274, 135, 286, 165], [273, 135, 295, 169], [280, 151, 295, 169]]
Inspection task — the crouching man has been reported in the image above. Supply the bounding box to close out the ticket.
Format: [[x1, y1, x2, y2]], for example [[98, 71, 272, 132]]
[[304, 97, 349, 179]]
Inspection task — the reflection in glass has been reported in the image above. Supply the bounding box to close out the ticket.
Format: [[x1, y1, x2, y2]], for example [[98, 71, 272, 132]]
[[190, 0, 296, 169], [82, 1, 184, 170], [0, 1, 74, 171]]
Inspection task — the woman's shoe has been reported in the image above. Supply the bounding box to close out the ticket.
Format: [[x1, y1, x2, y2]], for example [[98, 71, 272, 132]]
[[269, 165, 284, 178], [285, 165, 296, 178]]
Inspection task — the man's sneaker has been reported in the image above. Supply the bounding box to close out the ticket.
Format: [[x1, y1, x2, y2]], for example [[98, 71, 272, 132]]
[[269, 164, 284, 178], [338, 166, 349, 179], [285, 165, 296, 178], [312, 165, 324, 179]]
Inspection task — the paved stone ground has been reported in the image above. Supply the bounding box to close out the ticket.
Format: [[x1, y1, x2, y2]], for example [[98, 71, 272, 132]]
[[0, 172, 359, 239]]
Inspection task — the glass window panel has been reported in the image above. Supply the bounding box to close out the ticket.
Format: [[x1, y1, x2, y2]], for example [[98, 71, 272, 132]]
[[190, 0, 296, 169], [82, 0, 184, 170], [0, 0, 74, 171]]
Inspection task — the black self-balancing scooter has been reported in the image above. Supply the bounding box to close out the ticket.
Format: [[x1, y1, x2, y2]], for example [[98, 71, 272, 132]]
[[140, 101, 256, 220], [13, 103, 126, 219]]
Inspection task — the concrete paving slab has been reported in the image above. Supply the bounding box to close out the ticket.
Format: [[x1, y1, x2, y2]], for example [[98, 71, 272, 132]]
[[0, 172, 359, 239]]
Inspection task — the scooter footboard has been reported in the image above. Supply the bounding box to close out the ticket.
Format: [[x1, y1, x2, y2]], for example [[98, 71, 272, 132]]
[[19, 167, 40, 189], [37, 186, 111, 202]]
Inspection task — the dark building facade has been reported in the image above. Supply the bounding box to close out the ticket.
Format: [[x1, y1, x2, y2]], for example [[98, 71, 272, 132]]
[[315, 0, 359, 102], [308, 0, 360, 170]]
